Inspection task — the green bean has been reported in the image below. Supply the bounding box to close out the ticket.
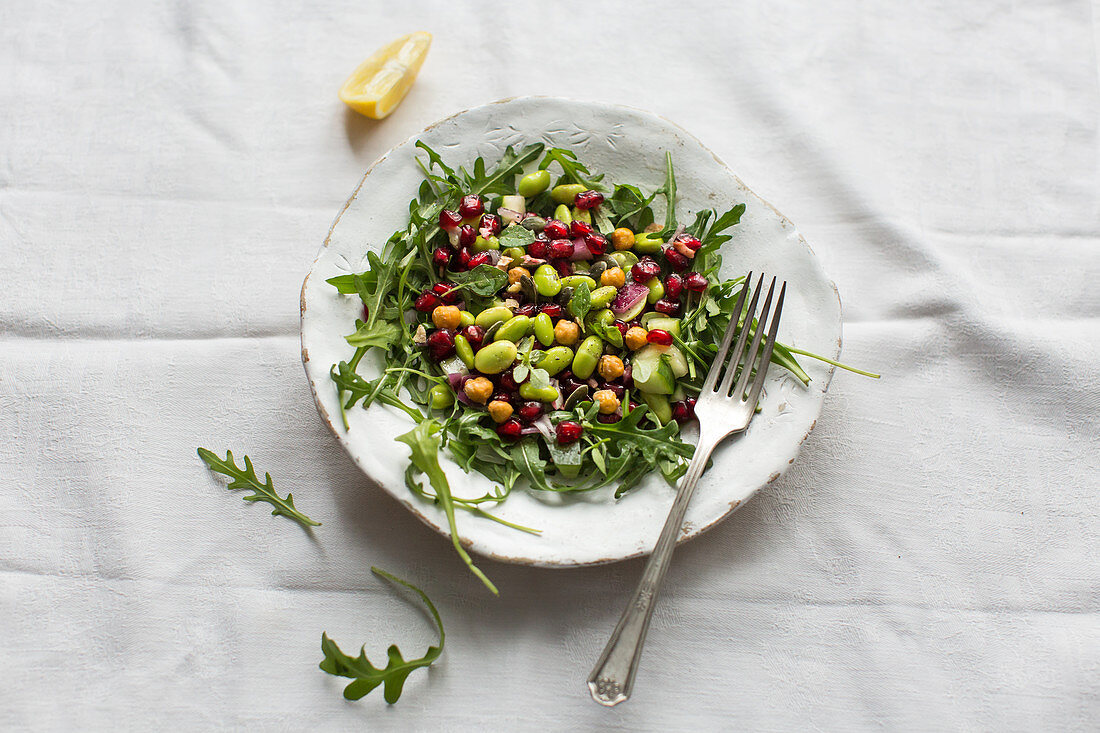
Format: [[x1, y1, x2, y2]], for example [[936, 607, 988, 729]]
[[494, 315, 532, 343], [454, 333, 475, 368], [517, 169, 551, 197], [645, 277, 665, 304], [473, 340, 518, 374], [551, 183, 586, 204], [571, 335, 604, 379], [536, 346, 574, 375], [532, 313, 555, 347], [589, 286, 618, 309], [532, 264, 562, 297], [429, 383, 455, 409], [519, 382, 560, 402], [475, 306, 514, 328]]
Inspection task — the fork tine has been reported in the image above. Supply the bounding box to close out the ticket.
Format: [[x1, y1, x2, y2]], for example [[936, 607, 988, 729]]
[[700, 272, 753, 394], [718, 274, 768, 397], [746, 281, 786, 409], [732, 276, 776, 398]]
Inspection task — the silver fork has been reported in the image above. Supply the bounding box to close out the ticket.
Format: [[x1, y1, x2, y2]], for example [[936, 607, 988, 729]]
[[587, 273, 787, 707]]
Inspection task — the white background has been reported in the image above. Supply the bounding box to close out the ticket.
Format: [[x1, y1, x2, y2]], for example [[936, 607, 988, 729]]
[[2, 1, 1098, 730]]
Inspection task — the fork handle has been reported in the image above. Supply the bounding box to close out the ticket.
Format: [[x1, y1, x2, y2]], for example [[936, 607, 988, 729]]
[[586, 430, 720, 706]]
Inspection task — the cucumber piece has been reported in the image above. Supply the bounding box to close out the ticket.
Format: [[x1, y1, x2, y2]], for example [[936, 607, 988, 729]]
[[619, 297, 647, 322], [633, 344, 688, 381], [639, 314, 681, 336], [639, 391, 672, 424], [632, 347, 676, 394]]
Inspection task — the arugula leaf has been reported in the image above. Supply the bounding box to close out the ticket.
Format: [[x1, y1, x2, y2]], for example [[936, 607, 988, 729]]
[[319, 566, 443, 703], [197, 448, 320, 527], [569, 280, 591, 321], [498, 224, 535, 249], [396, 420, 498, 595], [464, 143, 545, 197], [538, 148, 607, 191], [345, 321, 402, 349], [660, 150, 678, 233], [446, 264, 508, 297]]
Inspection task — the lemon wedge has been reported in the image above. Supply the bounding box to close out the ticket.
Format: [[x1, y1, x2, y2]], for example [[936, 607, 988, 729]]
[[339, 31, 432, 120]]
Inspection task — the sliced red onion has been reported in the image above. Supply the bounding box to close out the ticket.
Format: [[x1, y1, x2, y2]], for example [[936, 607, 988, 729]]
[[519, 426, 542, 436], [448, 230, 460, 247], [497, 207, 523, 225], [569, 236, 593, 261], [611, 282, 649, 315], [532, 415, 554, 441], [668, 223, 685, 244], [485, 250, 501, 265]]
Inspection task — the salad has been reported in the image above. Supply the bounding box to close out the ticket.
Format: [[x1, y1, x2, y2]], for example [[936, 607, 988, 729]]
[[326, 142, 863, 592]]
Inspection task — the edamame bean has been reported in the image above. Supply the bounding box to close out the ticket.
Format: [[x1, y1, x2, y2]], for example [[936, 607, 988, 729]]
[[472, 235, 499, 252], [533, 264, 562, 297], [517, 169, 551, 197], [473, 340, 518, 374], [532, 313, 555, 347], [519, 382, 560, 402], [475, 306, 514, 328], [503, 247, 526, 260], [633, 232, 663, 254], [429, 383, 455, 409], [571, 335, 604, 379], [494, 315, 532, 343], [594, 308, 615, 327], [559, 274, 598, 291], [554, 204, 572, 225], [454, 333, 475, 368], [536, 346, 574, 375], [459, 310, 476, 327], [571, 206, 591, 225], [608, 251, 639, 270], [589, 286, 618, 309], [645, 277, 665, 304], [551, 183, 586, 204]]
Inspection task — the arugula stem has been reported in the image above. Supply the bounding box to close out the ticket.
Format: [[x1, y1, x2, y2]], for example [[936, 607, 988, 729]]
[[783, 346, 882, 378]]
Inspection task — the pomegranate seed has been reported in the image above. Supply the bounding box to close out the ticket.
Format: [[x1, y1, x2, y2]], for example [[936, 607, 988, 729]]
[[463, 325, 485, 347], [438, 209, 462, 232], [654, 298, 682, 316], [574, 190, 604, 210], [491, 391, 514, 406], [631, 257, 661, 283], [663, 245, 689, 272], [665, 273, 684, 299], [518, 401, 543, 422], [497, 418, 523, 440], [433, 283, 461, 304], [671, 397, 697, 423], [528, 240, 550, 259], [647, 328, 674, 346], [676, 234, 703, 252], [458, 194, 483, 218], [622, 363, 633, 387], [554, 259, 573, 277], [432, 247, 451, 267], [468, 251, 493, 269], [683, 272, 708, 293], [569, 220, 593, 237], [559, 379, 585, 399], [584, 232, 608, 255], [558, 369, 574, 380], [596, 412, 621, 424], [549, 239, 575, 259], [556, 420, 583, 445], [516, 303, 538, 317], [426, 329, 455, 361], [414, 291, 441, 312], [613, 319, 629, 336], [363, 304, 370, 320], [602, 382, 625, 399], [458, 224, 477, 248], [451, 248, 471, 271], [543, 219, 569, 239], [540, 303, 563, 318], [499, 371, 519, 392], [628, 400, 639, 412], [432, 283, 451, 296], [479, 213, 502, 236]]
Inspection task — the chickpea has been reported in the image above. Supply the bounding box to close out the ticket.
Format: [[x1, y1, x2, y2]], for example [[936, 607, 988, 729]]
[[610, 228, 635, 251], [432, 305, 462, 330], [507, 266, 531, 285], [464, 376, 494, 405], [597, 354, 625, 381], [554, 319, 580, 346], [624, 326, 649, 351], [487, 399, 514, 423], [600, 266, 626, 288], [593, 389, 621, 415]]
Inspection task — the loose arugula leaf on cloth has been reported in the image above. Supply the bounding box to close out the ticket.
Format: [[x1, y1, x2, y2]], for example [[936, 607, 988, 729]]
[[396, 420, 499, 595], [320, 566, 443, 704], [197, 448, 320, 527]]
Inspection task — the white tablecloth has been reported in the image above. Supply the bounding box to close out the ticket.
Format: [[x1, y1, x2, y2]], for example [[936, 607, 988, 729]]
[[2, 1, 1097, 730]]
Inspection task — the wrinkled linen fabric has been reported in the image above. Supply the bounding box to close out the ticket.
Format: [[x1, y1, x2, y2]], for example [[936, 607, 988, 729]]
[[1, 1, 1097, 730]]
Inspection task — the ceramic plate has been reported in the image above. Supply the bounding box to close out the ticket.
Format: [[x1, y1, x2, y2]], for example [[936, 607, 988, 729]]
[[301, 96, 841, 567]]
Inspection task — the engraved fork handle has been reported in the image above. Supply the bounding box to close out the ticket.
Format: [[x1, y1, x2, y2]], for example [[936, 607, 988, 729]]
[[586, 427, 721, 706]]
